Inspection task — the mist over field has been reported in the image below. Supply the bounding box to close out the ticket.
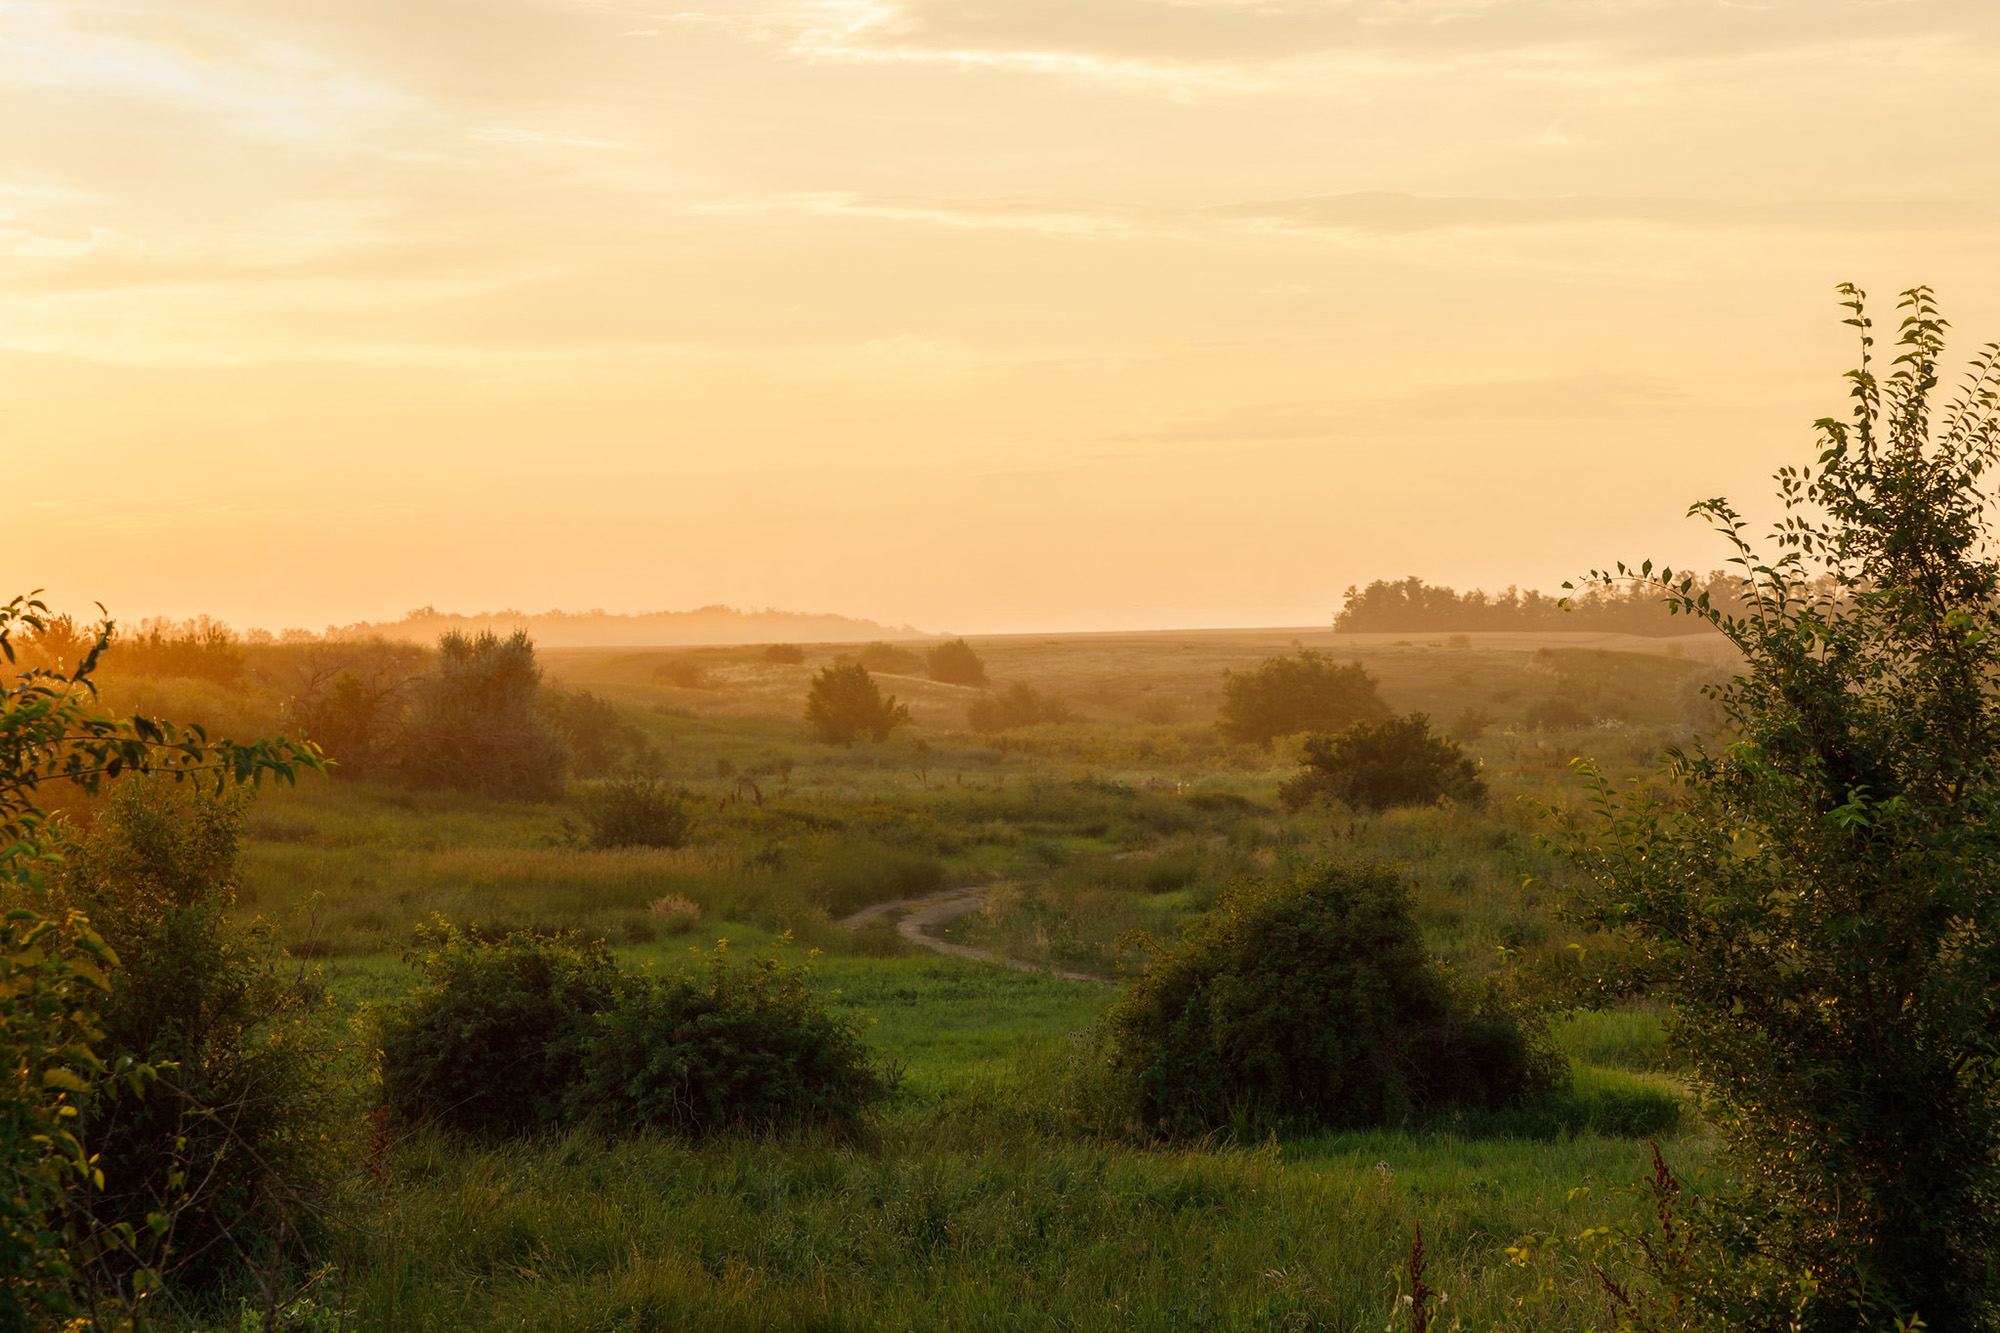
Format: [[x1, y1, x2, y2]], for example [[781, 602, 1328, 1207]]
[[10, 3, 2000, 1329]]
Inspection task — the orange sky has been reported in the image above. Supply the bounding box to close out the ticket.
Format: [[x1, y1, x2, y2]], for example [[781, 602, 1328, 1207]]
[[6, 1, 1999, 634]]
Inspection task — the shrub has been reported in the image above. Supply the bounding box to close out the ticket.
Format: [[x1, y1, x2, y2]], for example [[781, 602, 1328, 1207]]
[[577, 774, 695, 849], [763, 643, 806, 665], [804, 663, 911, 745], [966, 681, 1070, 732], [653, 658, 712, 689], [1216, 651, 1387, 746], [376, 928, 880, 1138], [544, 689, 654, 777], [376, 924, 629, 1136], [402, 630, 568, 799], [1446, 706, 1494, 743], [57, 779, 352, 1292], [1553, 287, 2000, 1325], [924, 638, 987, 686], [1523, 695, 1587, 731], [567, 941, 881, 1136], [811, 841, 947, 916], [856, 642, 922, 674], [1279, 714, 1486, 812], [1086, 861, 1561, 1136]]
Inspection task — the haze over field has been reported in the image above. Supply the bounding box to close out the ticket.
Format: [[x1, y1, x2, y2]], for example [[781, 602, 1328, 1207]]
[[6, 1, 1998, 632]]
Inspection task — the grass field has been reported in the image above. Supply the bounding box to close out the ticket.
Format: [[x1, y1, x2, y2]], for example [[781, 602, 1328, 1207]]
[[138, 628, 1722, 1330]]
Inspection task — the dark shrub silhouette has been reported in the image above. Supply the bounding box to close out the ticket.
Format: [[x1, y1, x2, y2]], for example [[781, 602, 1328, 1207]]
[[966, 681, 1069, 732], [1280, 714, 1485, 812], [924, 638, 988, 686], [1089, 861, 1560, 1136], [1217, 651, 1387, 745], [578, 774, 695, 849], [804, 663, 910, 745], [402, 630, 568, 799]]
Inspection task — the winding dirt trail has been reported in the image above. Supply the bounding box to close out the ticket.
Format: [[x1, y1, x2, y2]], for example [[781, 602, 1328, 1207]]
[[838, 886, 1108, 984]]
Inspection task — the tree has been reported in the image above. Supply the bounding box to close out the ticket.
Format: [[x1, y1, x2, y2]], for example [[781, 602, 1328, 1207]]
[[0, 592, 319, 1324], [966, 681, 1069, 732], [924, 638, 988, 686], [1554, 287, 2000, 1328], [1216, 650, 1387, 746], [803, 663, 910, 745], [401, 629, 568, 799], [1279, 714, 1485, 812]]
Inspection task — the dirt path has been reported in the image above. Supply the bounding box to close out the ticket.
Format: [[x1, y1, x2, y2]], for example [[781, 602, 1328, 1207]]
[[838, 886, 1108, 984]]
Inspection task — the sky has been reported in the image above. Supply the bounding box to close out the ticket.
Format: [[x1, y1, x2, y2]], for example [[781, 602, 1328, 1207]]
[[5, 0, 1999, 635]]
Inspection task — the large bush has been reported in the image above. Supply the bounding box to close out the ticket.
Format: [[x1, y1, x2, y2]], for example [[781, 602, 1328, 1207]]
[[401, 629, 568, 798], [1279, 713, 1485, 812], [1555, 287, 2000, 1328], [576, 774, 695, 849], [924, 638, 987, 686], [0, 592, 318, 1322], [804, 663, 910, 745], [377, 927, 880, 1138], [1086, 861, 1560, 1136], [1216, 650, 1387, 746], [56, 780, 351, 1291]]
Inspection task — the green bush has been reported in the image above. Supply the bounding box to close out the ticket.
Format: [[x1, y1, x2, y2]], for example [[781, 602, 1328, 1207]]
[[58, 779, 353, 1292], [855, 642, 922, 674], [1216, 651, 1387, 746], [577, 774, 695, 849], [376, 926, 880, 1139], [1279, 714, 1486, 812], [377, 923, 627, 1136], [545, 689, 654, 777], [966, 681, 1069, 732], [402, 630, 568, 799], [924, 639, 987, 686], [567, 941, 881, 1136], [762, 643, 806, 665], [1085, 861, 1561, 1136], [812, 841, 947, 916], [804, 663, 911, 745]]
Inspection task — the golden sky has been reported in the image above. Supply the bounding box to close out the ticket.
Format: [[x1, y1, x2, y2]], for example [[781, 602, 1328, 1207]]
[[6, 1, 1999, 633]]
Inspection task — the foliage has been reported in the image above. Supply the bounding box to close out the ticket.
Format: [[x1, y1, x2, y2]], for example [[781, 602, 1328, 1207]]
[[567, 940, 882, 1136], [855, 643, 922, 674], [377, 923, 628, 1136], [106, 617, 246, 688], [1525, 695, 1589, 732], [924, 639, 988, 687], [401, 630, 568, 799], [0, 591, 319, 1323], [575, 774, 695, 849], [543, 688, 655, 778], [1447, 706, 1495, 743], [804, 664, 911, 745], [1280, 714, 1486, 812], [762, 644, 806, 665], [287, 642, 424, 779], [1336, 573, 1747, 635], [1084, 860, 1562, 1137], [376, 926, 880, 1139], [966, 682, 1069, 732], [653, 658, 712, 689], [1553, 287, 2000, 1329], [1216, 650, 1387, 746], [57, 779, 353, 1294]]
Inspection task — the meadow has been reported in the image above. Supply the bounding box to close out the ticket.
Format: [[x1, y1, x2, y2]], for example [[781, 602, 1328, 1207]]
[[89, 627, 1718, 1330]]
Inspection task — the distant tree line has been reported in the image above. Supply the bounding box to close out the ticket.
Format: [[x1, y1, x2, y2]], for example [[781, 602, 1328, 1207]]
[[1333, 572, 1752, 635]]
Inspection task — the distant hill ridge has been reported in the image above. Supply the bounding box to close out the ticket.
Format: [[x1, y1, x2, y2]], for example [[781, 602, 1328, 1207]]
[[330, 604, 925, 648]]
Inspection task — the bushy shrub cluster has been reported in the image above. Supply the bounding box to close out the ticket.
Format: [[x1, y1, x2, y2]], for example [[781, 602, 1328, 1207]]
[[805, 663, 911, 745], [376, 925, 881, 1138], [855, 642, 922, 673], [967, 681, 1069, 732], [1279, 714, 1485, 812], [543, 688, 656, 777], [924, 638, 987, 686], [1216, 650, 1387, 746], [1084, 861, 1560, 1136], [576, 774, 695, 849], [402, 630, 568, 799], [56, 780, 352, 1291], [762, 643, 806, 665]]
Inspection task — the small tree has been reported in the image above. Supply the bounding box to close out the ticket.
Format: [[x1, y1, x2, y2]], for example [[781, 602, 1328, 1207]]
[[1280, 714, 1485, 812], [401, 630, 567, 799], [966, 681, 1069, 732], [1217, 650, 1387, 746], [803, 663, 910, 745], [1554, 287, 2000, 1327], [924, 638, 988, 686]]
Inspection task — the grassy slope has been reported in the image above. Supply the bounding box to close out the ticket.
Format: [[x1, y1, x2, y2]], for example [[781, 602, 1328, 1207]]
[[196, 630, 1719, 1329]]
